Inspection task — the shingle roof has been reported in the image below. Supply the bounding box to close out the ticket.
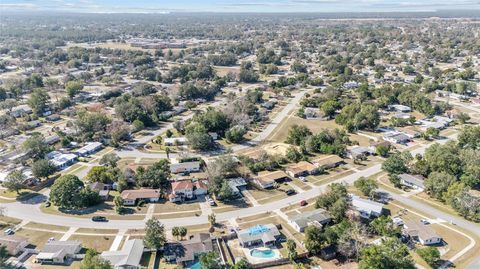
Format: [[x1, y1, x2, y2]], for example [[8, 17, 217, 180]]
[[101, 239, 144, 267]]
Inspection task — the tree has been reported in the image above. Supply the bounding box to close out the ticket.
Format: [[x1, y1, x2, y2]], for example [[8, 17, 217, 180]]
[[0, 246, 8, 268], [99, 153, 120, 168], [208, 213, 216, 227], [226, 125, 246, 143], [286, 124, 312, 145], [424, 172, 457, 201], [304, 225, 327, 255], [375, 144, 391, 157], [2, 171, 25, 193], [233, 259, 251, 269], [423, 127, 439, 140], [416, 247, 440, 267], [32, 159, 56, 180], [65, 80, 83, 98], [172, 226, 180, 240], [200, 251, 223, 269], [381, 152, 412, 175], [179, 226, 187, 240], [354, 177, 378, 198], [144, 218, 166, 249], [456, 112, 470, 124], [320, 100, 339, 119], [86, 166, 113, 183], [286, 239, 297, 262], [458, 126, 480, 150], [136, 159, 171, 189], [28, 88, 50, 116], [23, 134, 51, 160], [359, 238, 415, 269], [49, 175, 101, 209], [114, 196, 124, 214], [80, 249, 112, 269], [369, 216, 400, 237]]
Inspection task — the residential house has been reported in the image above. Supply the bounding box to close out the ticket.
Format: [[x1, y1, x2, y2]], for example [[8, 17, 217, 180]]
[[169, 180, 196, 202], [170, 160, 201, 174], [44, 135, 60, 145], [9, 105, 32, 118], [286, 161, 319, 178], [310, 155, 344, 170], [46, 114, 61, 121], [238, 224, 281, 247], [254, 170, 289, 189], [398, 174, 425, 190], [369, 140, 391, 153], [289, 208, 332, 232], [388, 104, 412, 113], [76, 142, 103, 157], [164, 137, 188, 146], [227, 177, 247, 196], [0, 235, 28, 255], [101, 239, 144, 269], [36, 241, 82, 264], [120, 188, 161, 206], [403, 221, 442, 245], [47, 151, 77, 170], [164, 233, 213, 266], [351, 195, 384, 219], [304, 108, 326, 120], [383, 132, 410, 144], [346, 146, 374, 160], [88, 182, 111, 200], [194, 180, 208, 196]]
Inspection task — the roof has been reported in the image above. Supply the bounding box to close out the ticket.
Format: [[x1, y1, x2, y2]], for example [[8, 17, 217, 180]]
[[286, 161, 317, 174], [404, 221, 441, 241], [311, 155, 344, 167], [351, 196, 384, 215], [194, 180, 208, 190], [171, 180, 194, 191], [76, 142, 102, 154], [101, 239, 144, 267], [47, 151, 77, 167], [165, 233, 213, 263], [170, 161, 200, 172], [237, 224, 280, 245], [290, 208, 332, 230], [0, 235, 28, 254], [228, 177, 247, 188], [399, 174, 425, 188], [121, 188, 160, 200], [38, 240, 82, 259], [255, 170, 289, 183]]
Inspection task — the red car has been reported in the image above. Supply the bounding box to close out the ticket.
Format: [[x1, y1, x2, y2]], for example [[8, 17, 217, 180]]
[[300, 200, 307, 206]]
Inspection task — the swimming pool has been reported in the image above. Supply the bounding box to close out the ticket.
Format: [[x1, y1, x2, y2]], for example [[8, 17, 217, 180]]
[[250, 248, 276, 258], [188, 259, 201, 269]]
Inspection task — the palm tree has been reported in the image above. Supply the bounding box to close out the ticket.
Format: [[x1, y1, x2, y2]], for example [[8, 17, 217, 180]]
[[208, 213, 216, 227], [179, 227, 187, 240], [172, 227, 180, 240]]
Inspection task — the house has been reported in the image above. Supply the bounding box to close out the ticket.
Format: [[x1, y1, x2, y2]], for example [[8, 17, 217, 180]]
[[164, 233, 213, 266], [170, 160, 201, 174], [164, 137, 188, 146], [346, 146, 374, 160], [88, 182, 111, 200], [0, 235, 28, 255], [46, 114, 61, 121], [388, 104, 412, 113], [369, 140, 391, 153], [351, 195, 384, 219], [393, 112, 412, 120], [289, 208, 332, 232], [254, 170, 289, 189], [286, 161, 318, 178], [101, 239, 144, 269], [304, 108, 326, 120], [36, 240, 82, 264], [398, 174, 425, 190], [237, 224, 281, 247], [47, 151, 77, 170], [311, 155, 344, 170], [403, 221, 442, 245], [383, 132, 410, 144], [227, 177, 247, 196], [208, 132, 218, 140], [343, 81, 358, 89], [9, 105, 32, 118], [44, 135, 60, 145], [76, 142, 103, 157], [169, 180, 193, 202], [194, 180, 208, 196], [120, 188, 160, 206]]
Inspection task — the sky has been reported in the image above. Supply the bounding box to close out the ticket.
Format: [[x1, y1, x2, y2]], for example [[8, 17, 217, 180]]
[[0, 0, 479, 13]]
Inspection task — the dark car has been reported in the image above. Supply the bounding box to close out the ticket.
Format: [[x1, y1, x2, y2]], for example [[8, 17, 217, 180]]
[[91, 216, 108, 222], [286, 189, 296, 196]]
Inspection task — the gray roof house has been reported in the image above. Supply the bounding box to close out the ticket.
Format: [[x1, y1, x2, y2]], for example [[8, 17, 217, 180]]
[[163, 233, 213, 266], [289, 208, 332, 232], [237, 224, 281, 247], [351, 195, 384, 219], [398, 174, 425, 189], [403, 221, 442, 245], [227, 177, 247, 196], [36, 240, 82, 264], [101, 239, 144, 269]]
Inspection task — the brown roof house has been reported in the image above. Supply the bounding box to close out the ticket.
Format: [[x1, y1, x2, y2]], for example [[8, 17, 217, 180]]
[[286, 161, 319, 178], [164, 233, 214, 267], [0, 235, 28, 255], [254, 170, 289, 189], [311, 155, 344, 170], [121, 188, 161, 206]]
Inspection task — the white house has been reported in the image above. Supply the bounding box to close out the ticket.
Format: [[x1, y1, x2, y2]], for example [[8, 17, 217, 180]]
[[76, 142, 103, 157], [170, 161, 201, 174], [36, 241, 82, 264], [289, 208, 332, 232], [101, 239, 144, 269], [120, 188, 160, 206], [164, 137, 188, 146], [398, 174, 425, 190], [47, 151, 77, 170], [351, 195, 384, 219], [403, 221, 442, 245]]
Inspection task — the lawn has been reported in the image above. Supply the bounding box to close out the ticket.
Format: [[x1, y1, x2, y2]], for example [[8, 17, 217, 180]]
[[68, 234, 115, 252], [15, 228, 62, 249], [23, 222, 70, 232], [267, 116, 343, 143], [40, 202, 148, 220], [75, 228, 119, 235], [153, 200, 200, 214]]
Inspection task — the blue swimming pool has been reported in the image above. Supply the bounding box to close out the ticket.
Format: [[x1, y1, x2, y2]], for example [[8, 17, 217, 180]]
[[250, 248, 276, 258], [188, 259, 201, 269]]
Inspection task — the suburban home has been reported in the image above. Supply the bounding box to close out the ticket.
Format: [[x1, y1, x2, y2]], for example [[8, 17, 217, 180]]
[[169, 180, 193, 202], [286, 161, 319, 178], [398, 174, 425, 190], [170, 160, 201, 174], [44, 135, 60, 145], [76, 142, 103, 157], [120, 188, 161, 206], [237, 224, 281, 247], [351, 195, 384, 219], [194, 180, 208, 196], [388, 104, 412, 113], [164, 233, 213, 266], [304, 107, 327, 120], [311, 155, 344, 170], [227, 177, 248, 196], [46, 114, 61, 121], [101, 239, 144, 269], [9, 105, 32, 118], [369, 140, 391, 153], [0, 235, 28, 255], [403, 221, 442, 245], [164, 137, 188, 146], [36, 240, 82, 264], [47, 151, 77, 170], [208, 132, 218, 140], [383, 132, 410, 144], [346, 146, 374, 160], [254, 170, 289, 189], [289, 208, 332, 232]]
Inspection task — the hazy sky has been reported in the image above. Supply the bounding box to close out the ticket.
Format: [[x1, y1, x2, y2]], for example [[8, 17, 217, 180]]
[[1, 0, 479, 13]]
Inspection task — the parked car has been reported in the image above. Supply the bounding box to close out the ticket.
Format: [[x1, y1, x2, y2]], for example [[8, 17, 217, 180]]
[[4, 228, 14, 235], [299, 176, 307, 182], [92, 216, 108, 222], [286, 189, 296, 196], [420, 219, 430, 225], [44, 201, 51, 207], [300, 200, 307, 206]]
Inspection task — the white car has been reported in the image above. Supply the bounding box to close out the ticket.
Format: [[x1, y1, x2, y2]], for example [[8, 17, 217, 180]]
[[299, 176, 307, 182], [4, 228, 14, 235]]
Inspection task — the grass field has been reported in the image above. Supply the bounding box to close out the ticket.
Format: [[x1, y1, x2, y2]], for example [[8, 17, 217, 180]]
[[69, 234, 115, 252], [15, 228, 62, 248]]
